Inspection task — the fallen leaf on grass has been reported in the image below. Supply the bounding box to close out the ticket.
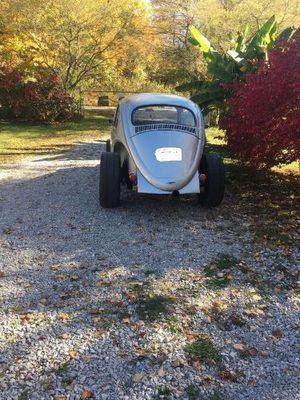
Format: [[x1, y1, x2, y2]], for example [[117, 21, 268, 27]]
[[60, 293, 72, 300], [202, 375, 213, 386], [69, 351, 77, 359], [0, 271, 5, 278], [129, 281, 144, 289], [81, 389, 93, 399], [20, 313, 32, 322], [212, 300, 228, 313], [171, 358, 185, 368], [158, 367, 166, 377], [233, 343, 245, 351], [234, 344, 258, 357], [251, 294, 262, 301], [59, 313, 70, 321], [54, 274, 67, 282], [258, 304, 268, 310], [246, 347, 258, 357], [186, 332, 199, 342], [132, 372, 144, 383], [219, 369, 236, 381], [272, 329, 284, 338], [97, 281, 112, 287], [202, 315, 212, 324], [229, 314, 246, 327], [243, 308, 265, 318], [51, 264, 62, 271], [59, 333, 69, 340], [192, 360, 201, 370], [23, 283, 32, 289], [81, 355, 93, 363], [90, 308, 101, 315], [126, 293, 137, 301], [6, 334, 16, 344]]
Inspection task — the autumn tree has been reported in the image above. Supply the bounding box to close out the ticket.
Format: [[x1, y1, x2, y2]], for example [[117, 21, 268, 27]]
[[1, 0, 299, 92], [0, 0, 154, 92], [148, 0, 204, 84]]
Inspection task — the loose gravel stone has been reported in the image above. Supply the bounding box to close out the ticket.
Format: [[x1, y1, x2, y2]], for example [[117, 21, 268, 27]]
[[0, 141, 299, 400]]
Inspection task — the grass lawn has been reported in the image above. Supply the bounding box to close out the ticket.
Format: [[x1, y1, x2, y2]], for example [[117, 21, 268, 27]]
[[0, 111, 111, 164], [206, 128, 299, 247]]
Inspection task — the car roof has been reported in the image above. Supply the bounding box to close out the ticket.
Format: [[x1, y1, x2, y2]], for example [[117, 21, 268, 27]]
[[120, 93, 197, 110]]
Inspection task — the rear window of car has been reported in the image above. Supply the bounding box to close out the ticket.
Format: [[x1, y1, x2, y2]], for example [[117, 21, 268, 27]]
[[132, 105, 196, 127]]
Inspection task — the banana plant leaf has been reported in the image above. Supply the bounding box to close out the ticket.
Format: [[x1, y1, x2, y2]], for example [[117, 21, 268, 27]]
[[182, 16, 285, 115], [190, 81, 228, 109], [235, 26, 249, 53], [207, 54, 240, 81], [189, 25, 211, 53], [245, 15, 277, 59]]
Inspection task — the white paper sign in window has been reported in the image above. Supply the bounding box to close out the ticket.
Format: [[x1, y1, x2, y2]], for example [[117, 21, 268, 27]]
[[155, 147, 182, 162]]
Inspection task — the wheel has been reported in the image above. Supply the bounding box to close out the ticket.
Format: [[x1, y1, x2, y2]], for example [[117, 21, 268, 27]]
[[99, 152, 120, 208], [106, 139, 111, 152], [199, 153, 225, 207]]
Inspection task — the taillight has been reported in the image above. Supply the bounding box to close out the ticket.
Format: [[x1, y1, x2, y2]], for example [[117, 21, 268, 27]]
[[129, 173, 137, 186], [199, 173, 207, 183]]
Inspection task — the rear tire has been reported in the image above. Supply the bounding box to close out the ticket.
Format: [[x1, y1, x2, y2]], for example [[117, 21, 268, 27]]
[[199, 153, 225, 207], [106, 139, 111, 152], [99, 152, 120, 208]]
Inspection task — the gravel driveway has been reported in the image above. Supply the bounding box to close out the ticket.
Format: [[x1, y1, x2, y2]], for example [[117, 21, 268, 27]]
[[0, 141, 299, 400]]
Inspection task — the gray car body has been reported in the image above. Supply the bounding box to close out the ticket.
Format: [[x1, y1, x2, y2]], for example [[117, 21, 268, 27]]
[[111, 93, 205, 194]]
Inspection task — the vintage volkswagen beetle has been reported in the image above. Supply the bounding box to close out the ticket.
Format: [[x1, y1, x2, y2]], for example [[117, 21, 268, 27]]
[[99, 93, 225, 208]]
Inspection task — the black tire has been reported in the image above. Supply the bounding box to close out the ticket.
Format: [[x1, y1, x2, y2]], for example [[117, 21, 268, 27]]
[[106, 139, 111, 152], [99, 152, 120, 208], [199, 153, 225, 207]]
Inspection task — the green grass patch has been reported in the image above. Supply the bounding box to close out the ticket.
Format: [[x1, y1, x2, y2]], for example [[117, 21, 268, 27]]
[[208, 393, 222, 400], [57, 361, 70, 375], [204, 253, 238, 280], [136, 295, 174, 321], [185, 336, 221, 363], [0, 111, 111, 164], [166, 316, 182, 333], [186, 384, 201, 399], [157, 384, 172, 398], [96, 320, 113, 331], [216, 254, 239, 270], [18, 390, 30, 400], [204, 276, 231, 289]]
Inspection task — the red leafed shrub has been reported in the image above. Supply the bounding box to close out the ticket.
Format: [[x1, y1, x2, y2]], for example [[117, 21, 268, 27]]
[[220, 35, 300, 169], [0, 61, 76, 123]]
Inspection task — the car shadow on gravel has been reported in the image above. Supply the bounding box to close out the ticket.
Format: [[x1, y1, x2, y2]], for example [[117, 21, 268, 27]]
[[32, 140, 106, 163]]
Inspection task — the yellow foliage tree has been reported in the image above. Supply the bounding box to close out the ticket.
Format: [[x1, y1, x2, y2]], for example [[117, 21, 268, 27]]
[[0, 0, 154, 92]]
